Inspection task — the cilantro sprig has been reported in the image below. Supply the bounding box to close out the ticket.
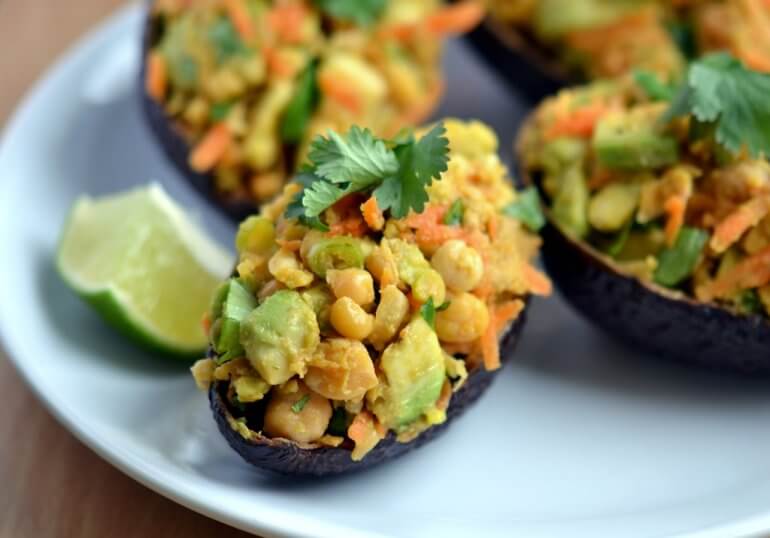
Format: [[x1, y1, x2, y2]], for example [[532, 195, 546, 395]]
[[315, 0, 386, 26], [285, 123, 450, 227], [662, 53, 770, 158]]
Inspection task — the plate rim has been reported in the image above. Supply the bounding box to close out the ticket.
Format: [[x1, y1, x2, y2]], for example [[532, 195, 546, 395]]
[[1, 4, 770, 538]]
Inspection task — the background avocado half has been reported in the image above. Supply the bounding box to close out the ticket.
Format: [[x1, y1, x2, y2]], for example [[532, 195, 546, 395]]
[[514, 122, 770, 374], [208, 310, 528, 476], [140, 8, 262, 223]]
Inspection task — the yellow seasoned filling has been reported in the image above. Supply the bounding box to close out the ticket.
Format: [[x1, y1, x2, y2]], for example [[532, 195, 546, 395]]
[[192, 119, 550, 460], [146, 0, 484, 204]]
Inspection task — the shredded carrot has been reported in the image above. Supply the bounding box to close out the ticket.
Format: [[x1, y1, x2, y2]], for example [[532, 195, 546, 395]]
[[436, 380, 452, 411], [697, 244, 770, 300], [404, 205, 447, 228], [348, 411, 383, 444], [318, 71, 361, 113], [545, 103, 609, 141], [361, 196, 384, 231], [189, 123, 232, 173], [523, 263, 552, 296], [494, 300, 525, 330], [664, 195, 687, 247], [487, 214, 498, 240], [736, 45, 770, 73], [267, 3, 307, 44], [329, 217, 367, 237], [425, 1, 486, 35], [262, 45, 299, 78], [145, 51, 168, 101], [710, 195, 770, 253], [276, 239, 302, 251], [480, 309, 501, 371], [406, 292, 422, 311], [223, 0, 255, 42]]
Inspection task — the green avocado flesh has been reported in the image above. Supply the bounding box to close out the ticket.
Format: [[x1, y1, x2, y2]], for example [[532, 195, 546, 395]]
[[372, 317, 446, 430], [240, 290, 320, 385], [535, 0, 646, 39], [213, 279, 257, 362], [593, 110, 679, 170]]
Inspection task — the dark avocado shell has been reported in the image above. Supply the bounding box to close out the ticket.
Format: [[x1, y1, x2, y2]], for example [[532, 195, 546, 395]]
[[515, 121, 770, 374], [140, 6, 258, 222], [462, 14, 572, 102], [208, 309, 528, 476]]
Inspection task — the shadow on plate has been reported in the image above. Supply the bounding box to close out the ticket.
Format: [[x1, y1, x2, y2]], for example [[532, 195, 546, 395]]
[[513, 296, 770, 405]]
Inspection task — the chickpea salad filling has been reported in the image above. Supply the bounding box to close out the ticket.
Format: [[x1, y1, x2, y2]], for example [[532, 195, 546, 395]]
[[486, 0, 770, 81], [145, 0, 484, 205], [520, 53, 770, 316], [192, 119, 551, 460]]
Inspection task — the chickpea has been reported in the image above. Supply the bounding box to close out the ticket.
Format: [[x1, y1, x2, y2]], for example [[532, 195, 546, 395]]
[[263, 383, 332, 444], [365, 243, 398, 286], [330, 297, 374, 340], [268, 248, 314, 289], [368, 285, 409, 350], [412, 269, 446, 305], [435, 293, 490, 343], [183, 96, 210, 128], [305, 339, 378, 400], [326, 269, 375, 306], [431, 240, 484, 292]]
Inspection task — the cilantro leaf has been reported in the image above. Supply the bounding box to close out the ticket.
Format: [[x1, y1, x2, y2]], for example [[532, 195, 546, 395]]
[[210, 101, 233, 121], [315, 0, 386, 26], [634, 70, 676, 102], [502, 186, 545, 231], [444, 199, 464, 226], [208, 17, 248, 63], [310, 126, 399, 186], [291, 394, 311, 413], [281, 61, 319, 144], [303, 181, 355, 217], [374, 123, 450, 218], [285, 171, 330, 230], [663, 53, 770, 157]]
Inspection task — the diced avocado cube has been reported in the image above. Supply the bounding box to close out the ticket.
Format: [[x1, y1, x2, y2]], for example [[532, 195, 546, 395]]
[[552, 166, 590, 238], [535, 0, 644, 39], [593, 108, 679, 170], [588, 181, 641, 232], [240, 290, 320, 385], [371, 317, 446, 430]]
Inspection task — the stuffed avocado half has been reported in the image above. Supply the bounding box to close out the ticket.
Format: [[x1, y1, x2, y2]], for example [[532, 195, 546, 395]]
[[518, 53, 770, 372], [470, 0, 770, 101], [141, 0, 484, 220], [191, 119, 551, 475]]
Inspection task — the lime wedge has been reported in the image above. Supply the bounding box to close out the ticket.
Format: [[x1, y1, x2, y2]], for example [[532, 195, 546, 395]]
[[56, 184, 233, 357]]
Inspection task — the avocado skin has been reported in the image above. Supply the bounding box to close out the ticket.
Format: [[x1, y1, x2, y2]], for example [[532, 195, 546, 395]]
[[208, 311, 527, 476], [461, 13, 571, 103], [539, 221, 770, 373], [139, 6, 255, 223]]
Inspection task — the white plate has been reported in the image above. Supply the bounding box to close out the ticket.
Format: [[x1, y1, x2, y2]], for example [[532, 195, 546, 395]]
[[3, 5, 770, 538]]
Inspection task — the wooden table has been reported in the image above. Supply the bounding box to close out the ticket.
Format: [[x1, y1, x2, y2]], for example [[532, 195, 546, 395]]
[[0, 2, 252, 536]]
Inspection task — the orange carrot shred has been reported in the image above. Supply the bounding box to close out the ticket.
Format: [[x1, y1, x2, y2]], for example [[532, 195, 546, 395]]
[[267, 3, 307, 44], [494, 300, 525, 330], [145, 51, 168, 101], [697, 245, 770, 300], [545, 103, 609, 141], [710, 195, 770, 253], [425, 1, 486, 35], [480, 310, 501, 371], [329, 217, 367, 237], [361, 196, 384, 231], [523, 264, 553, 296], [664, 195, 687, 247], [223, 0, 255, 42], [348, 411, 376, 443], [189, 123, 232, 173], [318, 71, 362, 113]]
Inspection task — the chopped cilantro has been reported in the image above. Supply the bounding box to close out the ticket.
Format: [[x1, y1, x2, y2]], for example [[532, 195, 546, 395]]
[[210, 102, 232, 122], [443, 199, 464, 226], [738, 289, 763, 315], [663, 53, 770, 158], [281, 61, 319, 144], [373, 123, 450, 218], [315, 0, 386, 26], [420, 297, 450, 329], [502, 186, 545, 231], [634, 70, 676, 102], [208, 17, 248, 63], [291, 394, 311, 413], [285, 123, 450, 225]]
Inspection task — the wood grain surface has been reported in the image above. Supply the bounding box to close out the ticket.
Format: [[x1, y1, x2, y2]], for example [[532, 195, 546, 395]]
[[0, 2, 253, 537]]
